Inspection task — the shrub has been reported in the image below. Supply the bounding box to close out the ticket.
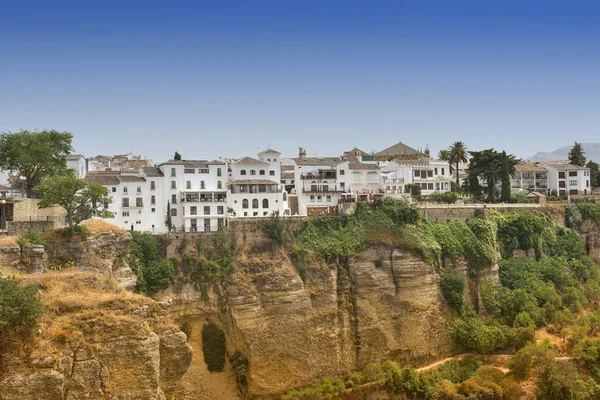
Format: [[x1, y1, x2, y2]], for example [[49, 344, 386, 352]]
[[180, 321, 192, 341], [230, 350, 249, 386], [282, 379, 345, 400], [128, 232, 175, 295], [536, 362, 586, 400], [17, 230, 47, 247], [0, 276, 44, 347], [405, 183, 422, 197], [440, 271, 466, 311], [262, 211, 286, 246], [566, 205, 583, 231], [428, 192, 460, 204], [202, 323, 226, 372]]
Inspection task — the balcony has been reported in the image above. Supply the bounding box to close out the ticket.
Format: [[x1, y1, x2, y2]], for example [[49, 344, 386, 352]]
[[300, 170, 337, 180], [302, 186, 344, 194]]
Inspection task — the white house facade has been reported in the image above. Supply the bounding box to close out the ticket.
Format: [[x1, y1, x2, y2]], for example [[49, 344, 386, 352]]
[[541, 161, 590, 196], [227, 151, 286, 218]]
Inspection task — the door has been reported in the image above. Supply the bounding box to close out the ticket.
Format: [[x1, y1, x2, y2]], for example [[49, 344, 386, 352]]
[[204, 219, 211, 232], [190, 219, 197, 232]]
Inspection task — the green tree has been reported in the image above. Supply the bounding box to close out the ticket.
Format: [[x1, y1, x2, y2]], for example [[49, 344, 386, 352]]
[[174, 151, 182, 161], [468, 149, 518, 203], [587, 160, 600, 188], [36, 174, 113, 229], [0, 276, 44, 348], [448, 141, 469, 188], [536, 362, 586, 400], [405, 183, 421, 197], [568, 142, 586, 167], [128, 232, 175, 295], [165, 200, 172, 232], [440, 271, 466, 311], [263, 211, 286, 245], [0, 130, 73, 197]]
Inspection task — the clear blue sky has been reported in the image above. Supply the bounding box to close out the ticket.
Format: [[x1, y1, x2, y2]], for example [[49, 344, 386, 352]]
[[1, 1, 599, 162]]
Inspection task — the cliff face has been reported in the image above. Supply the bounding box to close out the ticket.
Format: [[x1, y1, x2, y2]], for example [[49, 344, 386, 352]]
[[0, 272, 192, 400], [160, 246, 467, 397]]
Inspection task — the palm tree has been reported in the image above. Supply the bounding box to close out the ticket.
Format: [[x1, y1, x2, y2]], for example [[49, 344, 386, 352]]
[[449, 141, 468, 188], [438, 149, 453, 176]]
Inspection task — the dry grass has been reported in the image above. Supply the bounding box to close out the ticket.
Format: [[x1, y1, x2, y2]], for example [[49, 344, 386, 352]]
[[0, 235, 18, 247], [15, 269, 176, 359], [82, 219, 127, 236]]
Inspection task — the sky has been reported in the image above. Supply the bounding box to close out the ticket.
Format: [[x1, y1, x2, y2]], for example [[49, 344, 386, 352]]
[[1, 1, 599, 163]]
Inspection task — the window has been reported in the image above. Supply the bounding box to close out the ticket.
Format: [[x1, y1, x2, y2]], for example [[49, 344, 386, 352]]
[[190, 206, 197, 215], [427, 171, 433, 178], [253, 212, 258, 216], [151, 208, 155, 213], [122, 211, 129, 217], [138, 210, 142, 214], [273, 158, 277, 162], [171, 181, 176, 189], [259, 184, 266, 193], [559, 172, 566, 179], [151, 195, 156, 204], [136, 221, 141, 224], [199, 168, 209, 173], [310, 195, 315, 202], [569, 180, 578, 186], [136, 198, 143, 207], [217, 168, 222, 177], [291, 180, 295, 184], [171, 208, 177, 216], [123, 186, 128, 193], [569, 171, 578, 177], [241, 170, 247, 175], [204, 206, 210, 215], [434, 168, 438, 175], [171, 194, 177, 204], [252, 199, 259, 208], [259, 170, 265, 175], [340, 170, 345, 175], [340, 182, 345, 189], [414, 170, 420, 177], [112, 187, 116, 192], [217, 206, 224, 214], [317, 196, 322, 202], [559, 181, 566, 188], [327, 195, 331, 202], [186, 181, 191, 189], [442, 168, 445, 175], [122, 198, 129, 207], [263, 212, 268, 216], [428, 183, 433, 190], [171, 168, 176, 177], [250, 170, 256, 175], [137, 186, 141, 193], [201, 181, 205, 189], [150, 181, 155, 190], [244, 212, 248, 216], [269, 170, 275, 176], [262, 198, 269, 208], [242, 199, 249, 209], [217, 181, 222, 189], [184, 168, 195, 173]]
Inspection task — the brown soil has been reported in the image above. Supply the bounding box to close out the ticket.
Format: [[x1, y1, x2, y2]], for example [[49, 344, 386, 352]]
[[173, 315, 241, 400]]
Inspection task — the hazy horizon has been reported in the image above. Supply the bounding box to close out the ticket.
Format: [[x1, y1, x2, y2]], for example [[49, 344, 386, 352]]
[[1, 1, 599, 162]]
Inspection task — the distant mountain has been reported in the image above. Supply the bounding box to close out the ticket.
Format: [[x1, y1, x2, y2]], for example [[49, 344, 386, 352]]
[[528, 143, 600, 163]]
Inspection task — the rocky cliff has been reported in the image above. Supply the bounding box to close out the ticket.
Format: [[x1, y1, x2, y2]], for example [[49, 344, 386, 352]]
[[158, 245, 471, 397], [0, 271, 192, 400]]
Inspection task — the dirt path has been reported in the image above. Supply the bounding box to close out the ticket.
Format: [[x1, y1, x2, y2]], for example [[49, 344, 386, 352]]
[[172, 316, 242, 400]]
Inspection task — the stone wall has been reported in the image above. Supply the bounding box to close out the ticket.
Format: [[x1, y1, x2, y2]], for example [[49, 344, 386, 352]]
[[7, 220, 59, 235], [420, 204, 543, 222]]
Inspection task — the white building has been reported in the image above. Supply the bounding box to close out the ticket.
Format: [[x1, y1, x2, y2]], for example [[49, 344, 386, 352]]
[[159, 160, 227, 233], [540, 161, 591, 196], [381, 158, 452, 197], [84, 166, 166, 233], [66, 154, 87, 178], [227, 151, 286, 218], [511, 162, 548, 194]]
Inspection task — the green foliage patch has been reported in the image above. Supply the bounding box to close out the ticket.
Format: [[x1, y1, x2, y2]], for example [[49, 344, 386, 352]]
[[202, 323, 226, 372], [0, 276, 44, 347]]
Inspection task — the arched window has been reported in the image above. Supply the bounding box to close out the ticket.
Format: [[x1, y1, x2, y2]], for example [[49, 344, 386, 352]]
[[252, 199, 259, 209], [241, 170, 247, 175], [250, 170, 256, 175], [267, 158, 271, 162], [259, 170, 265, 175], [262, 198, 269, 208], [273, 158, 277, 162], [269, 170, 275, 176], [242, 199, 249, 209]]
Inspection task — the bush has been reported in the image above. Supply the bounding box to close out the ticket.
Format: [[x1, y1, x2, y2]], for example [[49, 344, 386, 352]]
[[230, 350, 249, 386], [405, 183, 422, 197], [180, 321, 192, 341], [566, 205, 583, 231], [128, 232, 175, 295], [536, 362, 586, 400], [202, 323, 226, 372], [0, 276, 44, 346], [428, 192, 459, 204], [440, 271, 466, 311], [262, 211, 286, 246], [282, 379, 345, 400], [17, 230, 47, 247]]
